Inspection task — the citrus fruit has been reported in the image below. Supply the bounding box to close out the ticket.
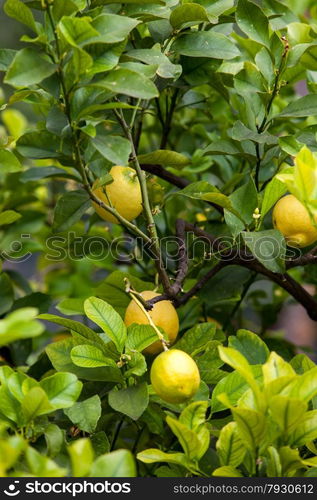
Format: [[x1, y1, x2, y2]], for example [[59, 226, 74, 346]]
[[92, 165, 143, 223], [273, 194, 317, 248], [150, 349, 201, 404], [124, 290, 179, 355]]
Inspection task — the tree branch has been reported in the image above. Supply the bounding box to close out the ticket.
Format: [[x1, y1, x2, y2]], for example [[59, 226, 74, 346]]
[[159, 220, 317, 321], [174, 261, 227, 307]]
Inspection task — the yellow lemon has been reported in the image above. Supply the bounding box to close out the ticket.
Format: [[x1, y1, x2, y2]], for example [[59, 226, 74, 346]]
[[92, 165, 143, 223], [150, 349, 201, 404], [124, 290, 179, 355], [273, 194, 317, 248]]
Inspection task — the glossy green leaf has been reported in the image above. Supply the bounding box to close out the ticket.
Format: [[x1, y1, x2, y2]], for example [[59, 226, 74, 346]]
[[92, 135, 131, 166], [53, 190, 90, 233], [236, 0, 270, 48], [70, 345, 117, 368], [64, 395, 101, 433], [5, 48, 56, 87], [84, 297, 127, 353], [216, 422, 246, 467], [94, 68, 158, 99], [228, 329, 269, 365], [90, 449, 136, 477], [138, 149, 190, 167], [108, 382, 148, 420], [172, 31, 239, 59], [39, 372, 82, 409]]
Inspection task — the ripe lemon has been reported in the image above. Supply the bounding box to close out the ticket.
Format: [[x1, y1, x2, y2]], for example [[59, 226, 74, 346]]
[[273, 194, 317, 248], [150, 349, 201, 404], [124, 290, 179, 355], [92, 165, 143, 223]]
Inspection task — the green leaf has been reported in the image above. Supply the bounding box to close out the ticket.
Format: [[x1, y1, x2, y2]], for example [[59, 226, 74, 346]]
[[216, 422, 246, 467], [39, 314, 106, 349], [176, 181, 235, 213], [71, 345, 117, 368], [124, 351, 147, 378], [26, 446, 66, 477], [39, 372, 82, 409], [137, 448, 191, 469], [46, 337, 123, 383], [91, 14, 140, 44], [228, 329, 269, 365], [95, 271, 154, 317], [263, 352, 296, 385], [53, 190, 90, 232], [236, 0, 270, 48], [125, 324, 159, 352], [231, 120, 277, 145], [90, 449, 136, 477], [92, 135, 131, 166], [45, 424, 64, 458], [108, 382, 148, 420], [16, 131, 71, 161], [195, 342, 226, 384], [170, 3, 210, 29], [179, 401, 208, 431], [84, 297, 127, 353], [0, 150, 22, 174], [0, 307, 44, 345], [218, 347, 259, 392], [0, 386, 21, 424], [64, 395, 101, 433], [242, 230, 286, 273], [4, 0, 37, 32], [94, 68, 158, 99], [279, 95, 317, 117], [21, 166, 72, 183], [229, 177, 258, 225], [5, 48, 56, 87], [213, 466, 243, 477], [291, 410, 317, 446], [232, 407, 266, 450], [21, 387, 53, 422], [0, 49, 17, 71], [286, 367, 317, 403], [0, 273, 14, 316], [266, 446, 282, 477], [68, 438, 94, 477], [290, 354, 316, 374], [137, 149, 190, 168], [174, 322, 225, 355], [261, 176, 288, 218], [58, 16, 100, 47], [269, 396, 307, 434], [172, 31, 239, 59], [166, 416, 204, 460]]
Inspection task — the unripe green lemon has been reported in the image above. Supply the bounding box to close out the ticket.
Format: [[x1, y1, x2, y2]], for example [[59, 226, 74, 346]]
[[150, 349, 200, 404], [92, 165, 142, 224], [273, 194, 317, 248], [124, 291, 179, 355]]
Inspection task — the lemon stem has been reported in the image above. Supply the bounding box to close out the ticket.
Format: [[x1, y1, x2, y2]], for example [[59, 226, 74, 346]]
[[125, 280, 169, 351]]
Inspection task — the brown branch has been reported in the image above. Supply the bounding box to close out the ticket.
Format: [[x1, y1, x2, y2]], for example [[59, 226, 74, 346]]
[[174, 261, 227, 307], [153, 220, 317, 321], [141, 164, 224, 215], [286, 247, 317, 269]]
